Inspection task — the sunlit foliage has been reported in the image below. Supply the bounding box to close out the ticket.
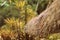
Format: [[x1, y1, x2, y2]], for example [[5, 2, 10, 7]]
[[4, 17, 24, 31]]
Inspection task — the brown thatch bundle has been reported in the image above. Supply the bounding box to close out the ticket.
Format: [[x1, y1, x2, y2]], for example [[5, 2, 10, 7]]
[[24, 0, 60, 38]]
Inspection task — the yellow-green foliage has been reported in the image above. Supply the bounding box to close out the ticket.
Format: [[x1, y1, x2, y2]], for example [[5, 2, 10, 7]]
[[15, 0, 26, 9], [0, 0, 37, 38], [4, 17, 24, 30], [14, 0, 37, 22], [48, 33, 60, 40]]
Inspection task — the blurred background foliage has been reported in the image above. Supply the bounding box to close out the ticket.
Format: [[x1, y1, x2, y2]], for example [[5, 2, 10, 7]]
[[0, 0, 60, 40]]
